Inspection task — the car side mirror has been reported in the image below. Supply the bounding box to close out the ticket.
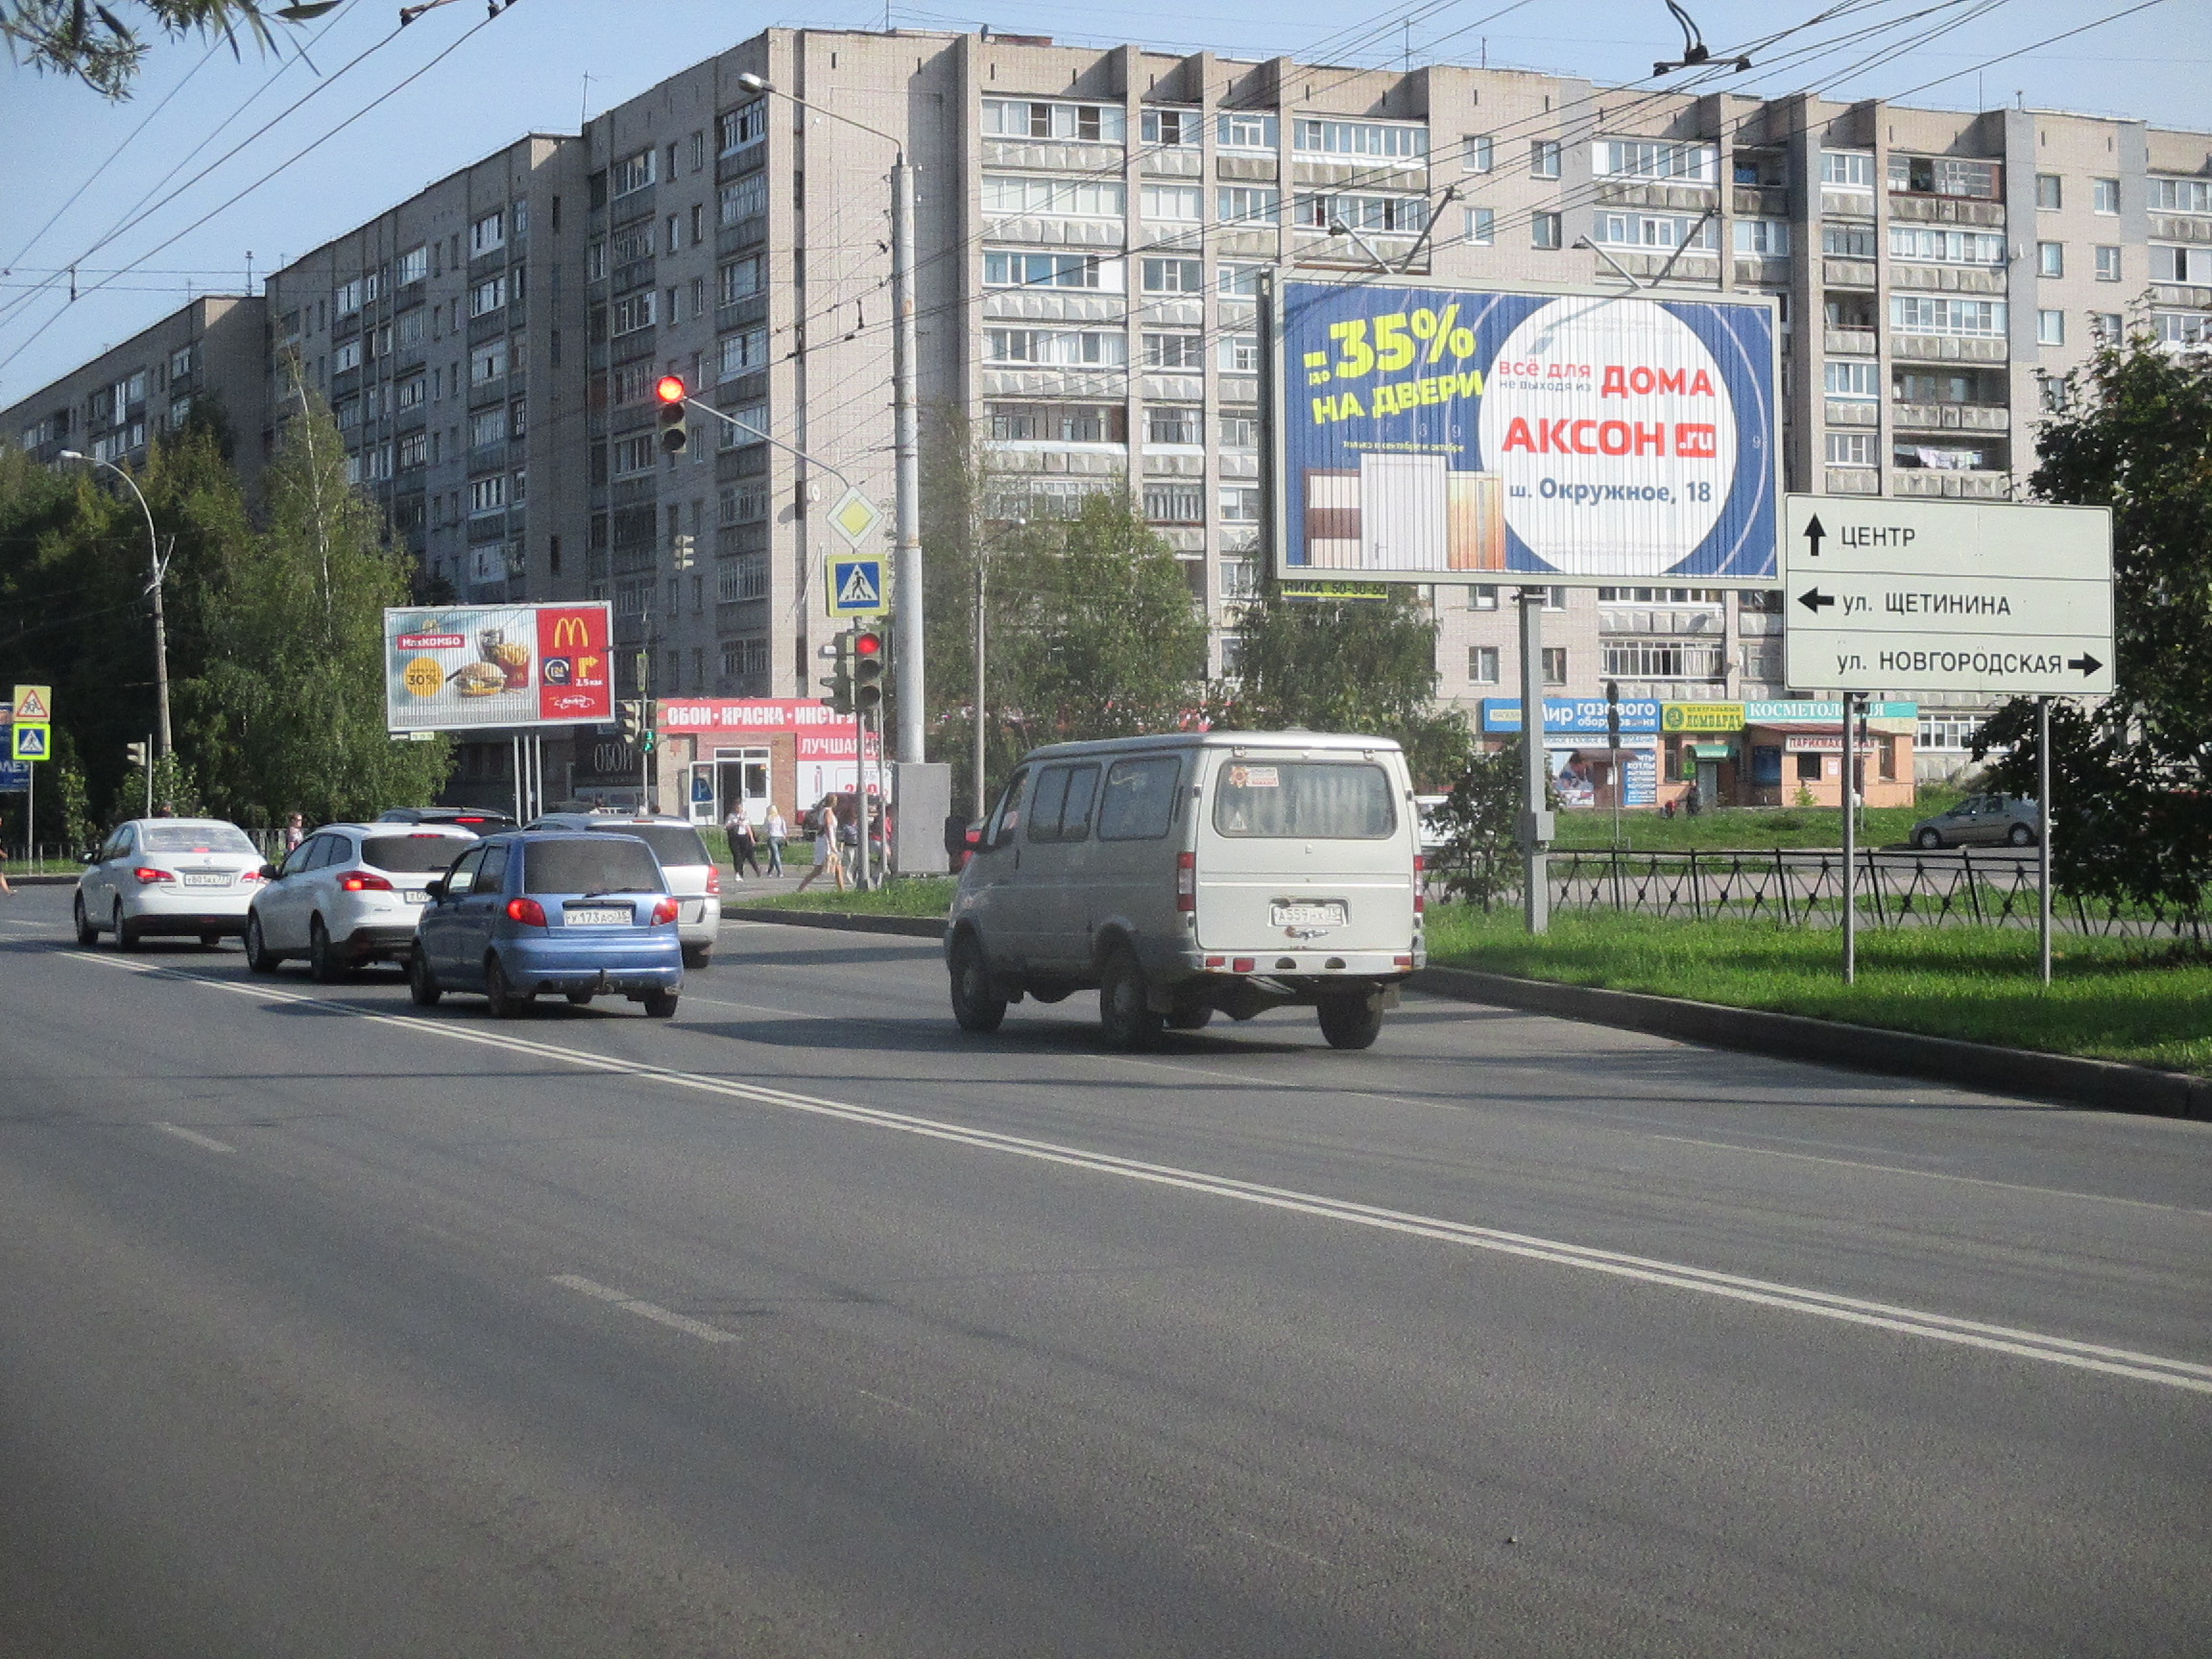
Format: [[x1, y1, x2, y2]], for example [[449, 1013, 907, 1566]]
[[423, 877, 447, 900], [260, 862, 281, 881], [80, 850, 99, 865], [992, 819, 1020, 851]]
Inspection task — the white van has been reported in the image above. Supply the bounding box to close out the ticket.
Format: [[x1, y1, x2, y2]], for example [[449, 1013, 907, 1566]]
[[946, 732, 1426, 1050]]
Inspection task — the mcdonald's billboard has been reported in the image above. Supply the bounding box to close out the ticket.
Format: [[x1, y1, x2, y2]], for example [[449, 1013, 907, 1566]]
[[383, 602, 614, 732], [1273, 276, 1780, 586]]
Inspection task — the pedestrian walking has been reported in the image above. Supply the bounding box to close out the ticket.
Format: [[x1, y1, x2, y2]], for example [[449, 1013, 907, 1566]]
[[283, 812, 305, 851], [763, 804, 787, 876], [0, 840, 12, 898], [794, 800, 847, 894], [723, 805, 760, 879]]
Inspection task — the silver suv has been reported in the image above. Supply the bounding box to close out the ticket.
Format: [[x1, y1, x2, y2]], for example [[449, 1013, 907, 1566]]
[[1911, 794, 2040, 849], [522, 813, 722, 967]]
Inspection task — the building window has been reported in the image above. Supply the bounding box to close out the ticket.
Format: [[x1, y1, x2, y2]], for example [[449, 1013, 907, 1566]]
[[1217, 186, 1280, 225], [1463, 133, 1493, 173], [611, 150, 655, 197], [1889, 154, 2000, 201], [1889, 295, 2007, 337], [469, 275, 508, 316], [716, 326, 769, 380], [397, 431, 426, 469], [470, 338, 508, 382], [333, 277, 362, 316], [1140, 256, 1203, 294], [397, 246, 428, 285], [1215, 111, 1278, 151], [1218, 411, 1258, 448], [397, 373, 425, 410], [988, 402, 1125, 443], [2095, 246, 2122, 282], [1530, 139, 1560, 180], [986, 250, 1110, 288], [1218, 485, 1262, 523], [1820, 150, 1874, 188], [1141, 183, 1203, 221], [1735, 218, 1791, 256], [2153, 311, 2212, 347], [1604, 640, 1723, 680], [1300, 192, 1428, 233], [1144, 405, 1200, 445], [1824, 360, 1879, 399], [611, 434, 656, 476], [1468, 645, 1500, 684], [719, 173, 767, 225], [719, 255, 763, 305], [1141, 108, 1197, 145], [1594, 211, 1717, 250], [1597, 587, 1725, 605], [469, 210, 505, 255], [1294, 119, 1427, 158], [1593, 138, 1717, 182], [1532, 212, 1562, 250], [1218, 263, 1265, 299], [469, 408, 507, 448], [1821, 222, 1877, 259], [1142, 481, 1204, 523], [1217, 333, 1261, 373], [718, 101, 766, 155], [2093, 311, 2125, 342], [397, 309, 424, 349], [1469, 584, 1499, 610], [1466, 206, 1495, 245], [610, 291, 656, 336], [984, 327, 1126, 366], [2149, 245, 2211, 283], [2093, 176, 2120, 215], [1541, 647, 1568, 685], [980, 174, 1126, 217], [331, 339, 361, 373], [715, 403, 767, 448], [2037, 241, 2063, 278], [2035, 173, 2062, 210], [2037, 309, 2065, 346], [1825, 431, 1875, 466], [1889, 226, 2007, 265], [2150, 176, 2212, 214], [469, 475, 507, 515], [981, 98, 1126, 142]]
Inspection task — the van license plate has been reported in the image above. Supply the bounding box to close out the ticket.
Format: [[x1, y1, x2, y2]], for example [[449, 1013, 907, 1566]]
[[565, 907, 630, 926], [1271, 902, 1345, 928]]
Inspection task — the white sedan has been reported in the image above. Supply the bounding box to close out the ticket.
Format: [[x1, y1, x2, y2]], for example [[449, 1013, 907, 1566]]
[[74, 818, 268, 949], [246, 823, 474, 980]]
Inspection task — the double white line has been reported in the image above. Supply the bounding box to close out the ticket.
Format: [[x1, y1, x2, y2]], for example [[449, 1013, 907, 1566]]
[[83, 951, 2212, 1395]]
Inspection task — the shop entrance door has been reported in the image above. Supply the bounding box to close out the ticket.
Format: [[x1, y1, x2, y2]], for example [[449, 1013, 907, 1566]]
[[713, 747, 771, 826]]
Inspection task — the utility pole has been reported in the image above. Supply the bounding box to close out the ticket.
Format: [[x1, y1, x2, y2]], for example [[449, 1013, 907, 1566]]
[[60, 451, 171, 799], [1518, 588, 1553, 933], [973, 556, 987, 821]]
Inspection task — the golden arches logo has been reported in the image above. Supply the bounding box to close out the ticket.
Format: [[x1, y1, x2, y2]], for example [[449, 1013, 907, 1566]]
[[549, 613, 594, 651]]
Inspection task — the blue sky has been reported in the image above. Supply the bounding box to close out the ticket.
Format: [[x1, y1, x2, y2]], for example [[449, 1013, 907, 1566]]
[[1, 0, 2202, 400]]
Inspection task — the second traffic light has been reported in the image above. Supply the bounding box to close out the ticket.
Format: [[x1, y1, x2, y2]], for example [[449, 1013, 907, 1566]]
[[851, 628, 885, 715], [125, 740, 149, 768], [656, 374, 688, 455], [819, 635, 853, 713]]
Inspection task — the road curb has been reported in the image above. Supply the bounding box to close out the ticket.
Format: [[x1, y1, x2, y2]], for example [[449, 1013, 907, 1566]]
[[1408, 964, 2210, 1123], [9, 875, 80, 887], [724, 904, 945, 940]]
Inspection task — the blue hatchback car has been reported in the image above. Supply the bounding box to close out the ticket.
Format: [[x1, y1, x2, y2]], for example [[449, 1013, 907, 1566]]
[[409, 830, 685, 1018]]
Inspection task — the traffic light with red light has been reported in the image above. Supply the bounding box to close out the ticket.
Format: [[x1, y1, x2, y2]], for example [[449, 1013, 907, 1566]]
[[851, 628, 885, 714], [656, 374, 688, 454]]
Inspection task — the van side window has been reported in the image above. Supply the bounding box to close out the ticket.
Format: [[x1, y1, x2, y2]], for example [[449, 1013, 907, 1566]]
[[1096, 757, 1183, 841], [986, 768, 1029, 846], [1057, 764, 1099, 841], [1027, 766, 1072, 843]]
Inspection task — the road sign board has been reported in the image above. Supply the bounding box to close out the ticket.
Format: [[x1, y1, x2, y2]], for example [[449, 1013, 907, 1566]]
[[1782, 495, 2114, 696], [12, 685, 50, 723], [11, 723, 51, 761], [828, 554, 887, 616], [0, 759, 27, 793], [827, 488, 881, 548]]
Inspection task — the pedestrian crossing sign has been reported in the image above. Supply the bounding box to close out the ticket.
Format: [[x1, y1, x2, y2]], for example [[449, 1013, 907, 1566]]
[[11, 685, 50, 723], [11, 722, 50, 761], [829, 553, 888, 616]]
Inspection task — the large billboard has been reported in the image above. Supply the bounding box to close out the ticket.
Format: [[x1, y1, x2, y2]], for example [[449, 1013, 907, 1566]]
[[383, 602, 614, 732], [1273, 277, 1780, 586]]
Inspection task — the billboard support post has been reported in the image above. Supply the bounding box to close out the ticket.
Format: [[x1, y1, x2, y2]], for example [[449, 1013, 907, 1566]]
[[2037, 695, 2053, 987], [1841, 692, 1860, 985], [1519, 588, 1551, 935]]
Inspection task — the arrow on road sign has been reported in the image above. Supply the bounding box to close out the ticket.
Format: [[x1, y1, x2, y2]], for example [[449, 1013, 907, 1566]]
[[2068, 654, 2104, 676], [1797, 588, 1836, 613], [1802, 515, 1825, 559]]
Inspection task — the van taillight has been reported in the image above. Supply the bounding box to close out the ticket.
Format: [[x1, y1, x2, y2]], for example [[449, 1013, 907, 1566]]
[[1413, 853, 1426, 914], [1175, 851, 1195, 912]]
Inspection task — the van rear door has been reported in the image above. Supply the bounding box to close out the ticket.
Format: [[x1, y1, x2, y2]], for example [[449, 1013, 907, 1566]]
[[1193, 753, 1413, 953]]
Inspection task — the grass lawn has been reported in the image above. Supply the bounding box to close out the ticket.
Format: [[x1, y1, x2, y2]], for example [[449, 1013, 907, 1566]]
[[1549, 786, 1966, 853], [741, 877, 957, 918], [1425, 904, 2212, 1076]]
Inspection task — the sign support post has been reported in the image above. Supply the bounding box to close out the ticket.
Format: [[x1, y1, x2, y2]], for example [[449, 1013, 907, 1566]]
[[1840, 692, 1859, 985], [2038, 695, 2053, 987], [1518, 589, 1551, 934]]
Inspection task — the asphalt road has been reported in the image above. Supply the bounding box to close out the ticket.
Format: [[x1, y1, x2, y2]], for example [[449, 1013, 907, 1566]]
[[1, 884, 2205, 1657]]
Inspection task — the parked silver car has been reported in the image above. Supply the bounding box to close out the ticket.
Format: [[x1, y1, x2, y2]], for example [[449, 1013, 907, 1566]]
[[1911, 793, 2040, 849], [522, 813, 721, 967]]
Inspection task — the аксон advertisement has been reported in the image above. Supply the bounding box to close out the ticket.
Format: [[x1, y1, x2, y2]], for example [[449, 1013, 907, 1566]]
[[383, 602, 614, 732], [1274, 278, 1779, 585]]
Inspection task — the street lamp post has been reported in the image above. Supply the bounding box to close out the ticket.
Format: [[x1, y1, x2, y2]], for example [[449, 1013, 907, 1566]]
[[60, 450, 173, 798], [736, 71, 925, 769]]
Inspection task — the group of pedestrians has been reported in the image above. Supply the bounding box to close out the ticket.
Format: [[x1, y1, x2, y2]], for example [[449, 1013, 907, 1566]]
[[720, 804, 788, 880]]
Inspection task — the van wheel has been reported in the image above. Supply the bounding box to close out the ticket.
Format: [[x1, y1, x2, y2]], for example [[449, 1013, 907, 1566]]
[[949, 933, 1007, 1034], [73, 894, 98, 947], [1316, 992, 1384, 1050], [1098, 950, 1163, 1052], [1165, 999, 1214, 1031]]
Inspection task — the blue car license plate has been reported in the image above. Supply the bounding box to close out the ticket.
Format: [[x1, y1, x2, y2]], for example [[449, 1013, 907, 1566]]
[[565, 906, 630, 926]]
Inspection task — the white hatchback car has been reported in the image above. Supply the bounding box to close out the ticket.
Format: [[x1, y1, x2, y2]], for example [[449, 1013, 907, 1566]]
[[522, 813, 722, 967], [74, 818, 267, 949], [246, 823, 475, 980]]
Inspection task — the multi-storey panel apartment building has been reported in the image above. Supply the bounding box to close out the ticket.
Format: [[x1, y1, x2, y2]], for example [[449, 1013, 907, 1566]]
[[10, 26, 2210, 798]]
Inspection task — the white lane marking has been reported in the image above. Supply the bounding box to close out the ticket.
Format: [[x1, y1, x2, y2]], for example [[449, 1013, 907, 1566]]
[[153, 1121, 236, 1154], [550, 1273, 735, 1344], [73, 953, 2212, 1395], [1650, 1135, 2212, 1217], [855, 1388, 928, 1419]]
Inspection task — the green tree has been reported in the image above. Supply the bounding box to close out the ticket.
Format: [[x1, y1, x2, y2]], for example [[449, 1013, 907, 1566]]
[[1214, 583, 1473, 789], [1975, 331, 2212, 921], [180, 381, 448, 822], [4, 0, 330, 98], [1426, 746, 1524, 910]]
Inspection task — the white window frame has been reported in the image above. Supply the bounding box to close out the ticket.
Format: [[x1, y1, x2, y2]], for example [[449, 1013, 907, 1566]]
[[469, 210, 505, 255], [1593, 138, 1718, 183], [1530, 139, 1560, 180], [1824, 360, 1879, 399], [1293, 119, 1427, 159], [1824, 431, 1875, 467], [610, 291, 657, 336], [1217, 186, 1279, 225], [717, 101, 766, 156], [1465, 206, 1494, 246], [610, 149, 656, 197], [1215, 111, 1278, 151], [1141, 183, 1203, 222], [981, 98, 1126, 143], [980, 174, 1126, 218], [1462, 133, 1493, 174], [717, 326, 769, 381], [2037, 309, 2065, 347]]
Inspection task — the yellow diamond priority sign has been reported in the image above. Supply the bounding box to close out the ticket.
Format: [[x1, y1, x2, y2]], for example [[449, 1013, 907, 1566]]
[[827, 488, 881, 548]]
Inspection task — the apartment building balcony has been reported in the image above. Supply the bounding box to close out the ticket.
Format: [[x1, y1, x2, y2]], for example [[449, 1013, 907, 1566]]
[[979, 367, 1132, 397], [1820, 187, 1875, 220], [1824, 398, 1880, 427], [1891, 400, 2009, 433], [1891, 332, 2007, 364], [1617, 250, 1719, 285], [1216, 154, 1279, 183], [1593, 180, 1717, 213], [982, 214, 1126, 249], [1142, 147, 1203, 178], [981, 290, 1129, 323], [716, 215, 767, 256], [1822, 256, 1876, 289], [2146, 213, 2212, 244], [2150, 280, 2212, 309], [1893, 469, 2009, 499], [982, 137, 1124, 173], [1290, 156, 1426, 190], [1889, 262, 2007, 295], [1824, 327, 1878, 355], [1824, 465, 1880, 494], [1887, 193, 2003, 228], [1733, 184, 1788, 218], [1734, 255, 1789, 287]]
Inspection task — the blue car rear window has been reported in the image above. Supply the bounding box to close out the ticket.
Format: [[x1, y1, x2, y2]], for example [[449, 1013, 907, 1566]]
[[521, 838, 662, 896]]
